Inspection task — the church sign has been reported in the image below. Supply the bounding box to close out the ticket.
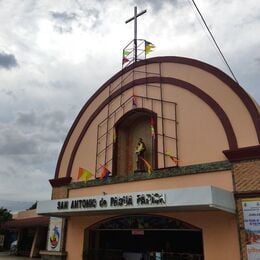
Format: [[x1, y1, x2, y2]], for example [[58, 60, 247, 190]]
[[56, 192, 166, 211], [37, 186, 236, 216]]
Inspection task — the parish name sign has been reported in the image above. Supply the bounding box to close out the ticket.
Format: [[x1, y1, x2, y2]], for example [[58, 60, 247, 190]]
[[57, 192, 166, 211], [37, 186, 236, 216]]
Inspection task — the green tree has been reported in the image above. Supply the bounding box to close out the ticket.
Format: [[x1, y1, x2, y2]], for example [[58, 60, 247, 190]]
[[0, 207, 12, 231]]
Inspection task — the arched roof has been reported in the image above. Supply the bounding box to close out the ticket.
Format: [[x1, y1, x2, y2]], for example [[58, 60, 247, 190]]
[[54, 56, 260, 179]]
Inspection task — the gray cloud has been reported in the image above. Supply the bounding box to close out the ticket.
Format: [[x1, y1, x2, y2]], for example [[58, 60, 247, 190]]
[[54, 25, 73, 33], [50, 11, 78, 33], [0, 158, 52, 201], [0, 52, 18, 69], [16, 110, 67, 139], [1, 89, 15, 98], [51, 11, 77, 22], [0, 127, 39, 155], [84, 8, 100, 20], [69, 2, 101, 29], [133, 0, 180, 12], [16, 111, 37, 126], [50, 7, 101, 33], [0, 109, 67, 158]]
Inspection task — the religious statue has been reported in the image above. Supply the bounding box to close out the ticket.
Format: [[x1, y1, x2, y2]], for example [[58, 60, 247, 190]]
[[135, 138, 146, 171]]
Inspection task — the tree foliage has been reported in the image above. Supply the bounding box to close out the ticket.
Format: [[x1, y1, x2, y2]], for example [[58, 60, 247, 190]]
[[0, 208, 12, 224], [0, 207, 12, 234]]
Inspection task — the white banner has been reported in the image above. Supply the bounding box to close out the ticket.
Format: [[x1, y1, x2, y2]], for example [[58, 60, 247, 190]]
[[242, 199, 260, 260], [47, 217, 64, 252]]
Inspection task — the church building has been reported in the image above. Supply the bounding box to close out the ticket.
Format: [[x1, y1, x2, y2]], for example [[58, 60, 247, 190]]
[[37, 8, 260, 260], [37, 54, 260, 260]]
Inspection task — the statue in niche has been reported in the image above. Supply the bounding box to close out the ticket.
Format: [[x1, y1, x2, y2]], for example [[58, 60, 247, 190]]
[[135, 138, 146, 171]]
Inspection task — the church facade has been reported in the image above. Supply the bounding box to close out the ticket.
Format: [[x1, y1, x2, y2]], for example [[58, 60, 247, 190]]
[[37, 56, 260, 260]]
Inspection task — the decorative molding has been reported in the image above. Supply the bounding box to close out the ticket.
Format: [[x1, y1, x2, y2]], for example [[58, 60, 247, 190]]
[[223, 145, 260, 162], [49, 177, 72, 187], [234, 190, 260, 198], [68, 160, 232, 190]]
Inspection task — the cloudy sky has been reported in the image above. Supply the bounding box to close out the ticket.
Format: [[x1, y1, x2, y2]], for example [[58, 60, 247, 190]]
[[0, 0, 259, 204]]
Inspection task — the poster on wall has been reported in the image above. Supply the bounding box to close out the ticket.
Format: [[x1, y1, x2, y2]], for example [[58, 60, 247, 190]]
[[0, 235, 4, 247], [242, 198, 260, 260], [47, 217, 64, 252]]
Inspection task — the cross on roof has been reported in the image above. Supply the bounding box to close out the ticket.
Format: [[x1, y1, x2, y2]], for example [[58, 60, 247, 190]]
[[125, 6, 147, 62]]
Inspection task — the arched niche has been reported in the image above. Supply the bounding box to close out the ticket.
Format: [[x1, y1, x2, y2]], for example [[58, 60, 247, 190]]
[[113, 109, 157, 176]]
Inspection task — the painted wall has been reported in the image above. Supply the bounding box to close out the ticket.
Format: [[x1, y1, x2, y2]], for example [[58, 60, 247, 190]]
[[50, 57, 259, 260], [65, 211, 240, 260], [69, 170, 233, 198], [55, 58, 259, 180], [13, 209, 38, 219]]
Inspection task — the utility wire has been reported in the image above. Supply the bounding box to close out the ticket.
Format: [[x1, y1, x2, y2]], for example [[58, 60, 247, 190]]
[[190, 0, 239, 84], [187, 0, 220, 58]]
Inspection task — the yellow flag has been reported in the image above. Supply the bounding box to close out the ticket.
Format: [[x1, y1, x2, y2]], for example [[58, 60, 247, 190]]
[[140, 157, 152, 173], [78, 167, 93, 181]]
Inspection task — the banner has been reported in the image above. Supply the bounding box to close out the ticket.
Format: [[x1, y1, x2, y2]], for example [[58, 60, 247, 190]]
[[47, 217, 64, 252], [0, 235, 4, 247], [242, 198, 260, 260]]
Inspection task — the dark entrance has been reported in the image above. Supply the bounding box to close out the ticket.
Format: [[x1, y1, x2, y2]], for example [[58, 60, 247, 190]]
[[84, 215, 204, 260]]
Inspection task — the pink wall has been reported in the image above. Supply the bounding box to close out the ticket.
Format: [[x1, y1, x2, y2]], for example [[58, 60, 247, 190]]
[[165, 211, 240, 260], [69, 170, 234, 198], [57, 60, 259, 180], [13, 209, 38, 219], [65, 215, 114, 260], [59, 60, 248, 260]]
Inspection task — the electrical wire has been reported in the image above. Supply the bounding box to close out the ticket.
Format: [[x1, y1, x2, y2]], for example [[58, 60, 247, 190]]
[[187, 0, 220, 58], [189, 0, 239, 84]]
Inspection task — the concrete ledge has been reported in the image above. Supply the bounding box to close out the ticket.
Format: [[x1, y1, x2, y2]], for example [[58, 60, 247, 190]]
[[40, 250, 67, 260], [69, 160, 232, 189]]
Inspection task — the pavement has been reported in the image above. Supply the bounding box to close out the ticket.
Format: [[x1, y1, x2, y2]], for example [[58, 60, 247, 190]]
[[0, 252, 31, 259]]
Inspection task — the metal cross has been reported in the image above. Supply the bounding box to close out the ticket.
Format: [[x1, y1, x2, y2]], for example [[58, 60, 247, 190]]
[[125, 6, 147, 62]]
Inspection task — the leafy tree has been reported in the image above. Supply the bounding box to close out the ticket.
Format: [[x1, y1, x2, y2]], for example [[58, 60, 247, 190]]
[[0, 208, 12, 223], [0, 207, 12, 234]]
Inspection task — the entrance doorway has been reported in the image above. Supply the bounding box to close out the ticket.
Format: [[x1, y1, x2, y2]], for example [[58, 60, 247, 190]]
[[84, 215, 204, 260]]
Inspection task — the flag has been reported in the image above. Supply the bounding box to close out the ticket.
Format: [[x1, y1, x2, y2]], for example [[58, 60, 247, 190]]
[[77, 167, 94, 181], [123, 56, 129, 64], [165, 152, 180, 164], [145, 41, 155, 55], [113, 127, 117, 143], [132, 92, 137, 108], [150, 116, 155, 139], [100, 164, 111, 179], [123, 49, 131, 56], [140, 157, 152, 173]]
